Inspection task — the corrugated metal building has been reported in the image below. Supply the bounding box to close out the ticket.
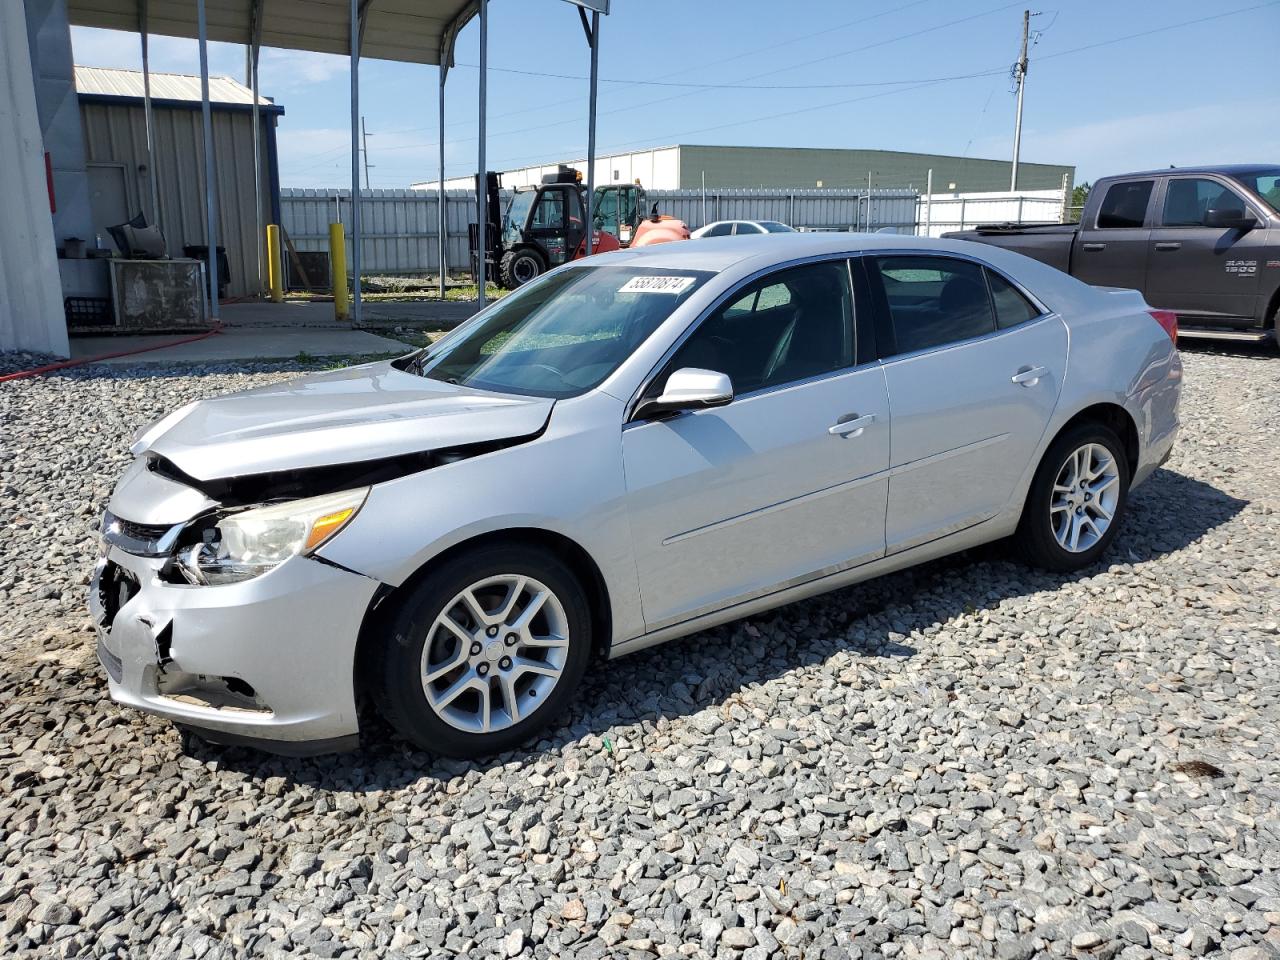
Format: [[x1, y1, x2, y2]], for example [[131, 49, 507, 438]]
[[75, 65, 282, 298], [416, 144, 1074, 195]]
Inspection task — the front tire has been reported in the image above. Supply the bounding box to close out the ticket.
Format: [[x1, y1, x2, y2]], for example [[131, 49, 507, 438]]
[[500, 249, 545, 289], [371, 545, 592, 758], [1016, 422, 1130, 571]]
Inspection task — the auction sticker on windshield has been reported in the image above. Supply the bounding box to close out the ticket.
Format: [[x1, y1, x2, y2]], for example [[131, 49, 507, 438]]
[[619, 276, 696, 294]]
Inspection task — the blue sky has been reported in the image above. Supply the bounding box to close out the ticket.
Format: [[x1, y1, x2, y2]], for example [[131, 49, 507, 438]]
[[69, 0, 1279, 189]]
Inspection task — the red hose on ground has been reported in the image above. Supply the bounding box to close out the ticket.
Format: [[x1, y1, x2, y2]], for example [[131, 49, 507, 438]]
[[0, 322, 224, 384]]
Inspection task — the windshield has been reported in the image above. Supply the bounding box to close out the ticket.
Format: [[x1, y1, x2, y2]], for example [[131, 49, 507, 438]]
[[504, 191, 535, 235], [1238, 168, 1280, 215], [762, 221, 795, 233], [410, 266, 713, 398]]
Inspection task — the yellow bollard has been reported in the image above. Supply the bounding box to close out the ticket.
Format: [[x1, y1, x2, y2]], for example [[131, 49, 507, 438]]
[[265, 224, 284, 303], [329, 222, 349, 321]]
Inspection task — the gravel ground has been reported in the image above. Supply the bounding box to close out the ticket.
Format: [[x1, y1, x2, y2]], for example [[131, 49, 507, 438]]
[[1, 346, 1278, 960]]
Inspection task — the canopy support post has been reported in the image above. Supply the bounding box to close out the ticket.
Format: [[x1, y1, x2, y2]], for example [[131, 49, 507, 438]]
[[476, 0, 488, 308], [196, 0, 219, 320], [438, 63, 447, 299], [579, 6, 600, 256], [248, 0, 264, 297], [349, 0, 369, 324], [137, 0, 160, 224]]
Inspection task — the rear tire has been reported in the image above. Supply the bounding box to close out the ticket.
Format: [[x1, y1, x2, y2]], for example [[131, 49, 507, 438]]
[[1016, 422, 1130, 572], [500, 249, 545, 289], [371, 544, 591, 758]]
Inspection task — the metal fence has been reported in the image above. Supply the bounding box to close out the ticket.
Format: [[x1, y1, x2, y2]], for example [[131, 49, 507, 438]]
[[280, 186, 919, 278], [279, 186, 1066, 278]]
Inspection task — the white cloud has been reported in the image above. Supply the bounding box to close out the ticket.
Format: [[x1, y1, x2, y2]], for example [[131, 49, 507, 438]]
[[260, 49, 348, 89]]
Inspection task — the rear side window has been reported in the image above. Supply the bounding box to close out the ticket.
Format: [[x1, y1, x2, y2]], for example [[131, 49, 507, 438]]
[[703, 222, 733, 237], [1096, 180, 1154, 228], [872, 256, 995, 356], [987, 270, 1040, 328]]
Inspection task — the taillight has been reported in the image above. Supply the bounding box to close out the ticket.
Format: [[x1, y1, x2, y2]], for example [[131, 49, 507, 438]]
[[1150, 309, 1178, 343]]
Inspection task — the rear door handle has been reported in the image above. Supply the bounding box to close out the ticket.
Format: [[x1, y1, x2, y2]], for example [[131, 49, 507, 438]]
[[1081, 241, 1106, 252], [829, 413, 875, 437], [1154, 241, 1182, 251], [1011, 365, 1049, 386]]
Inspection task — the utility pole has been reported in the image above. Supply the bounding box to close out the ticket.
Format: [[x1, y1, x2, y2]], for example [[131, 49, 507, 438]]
[[361, 115, 373, 190], [1010, 9, 1029, 192]]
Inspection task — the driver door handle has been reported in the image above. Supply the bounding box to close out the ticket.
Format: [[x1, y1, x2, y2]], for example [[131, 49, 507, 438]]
[[1011, 365, 1049, 387], [1154, 241, 1182, 251], [829, 413, 875, 437]]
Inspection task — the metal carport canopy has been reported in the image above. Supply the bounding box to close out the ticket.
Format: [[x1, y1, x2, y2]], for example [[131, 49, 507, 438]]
[[65, 0, 478, 65]]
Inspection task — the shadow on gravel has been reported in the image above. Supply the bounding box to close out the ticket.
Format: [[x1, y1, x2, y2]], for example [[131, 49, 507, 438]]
[[182, 466, 1246, 793]]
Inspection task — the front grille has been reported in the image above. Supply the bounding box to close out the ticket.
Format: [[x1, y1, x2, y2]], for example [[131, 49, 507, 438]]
[[101, 511, 183, 557]]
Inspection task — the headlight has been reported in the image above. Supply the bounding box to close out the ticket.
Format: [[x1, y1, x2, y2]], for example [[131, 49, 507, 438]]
[[180, 488, 368, 585]]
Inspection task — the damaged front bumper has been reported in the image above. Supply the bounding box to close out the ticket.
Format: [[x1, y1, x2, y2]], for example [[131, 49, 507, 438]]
[[90, 544, 379, 755]]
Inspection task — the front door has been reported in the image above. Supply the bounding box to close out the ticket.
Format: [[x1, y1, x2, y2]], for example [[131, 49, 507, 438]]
[[622, 260, 890, 630], [866, 254, 1067, 552], [529, 186, 575, 267], [1147, 175, 1265, 324], [1074, 178, 1155, 291]]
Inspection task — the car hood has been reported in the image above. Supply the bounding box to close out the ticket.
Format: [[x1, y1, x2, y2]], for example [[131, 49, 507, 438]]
[[137, 361, 555, 482]]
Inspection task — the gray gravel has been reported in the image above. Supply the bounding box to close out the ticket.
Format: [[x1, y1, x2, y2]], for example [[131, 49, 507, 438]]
[[2, 347, 1279, 959]]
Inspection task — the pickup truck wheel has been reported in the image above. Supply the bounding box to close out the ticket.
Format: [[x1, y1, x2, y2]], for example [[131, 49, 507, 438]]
[[1017, 422, 1130, 572], [371, 545, 591, 758]]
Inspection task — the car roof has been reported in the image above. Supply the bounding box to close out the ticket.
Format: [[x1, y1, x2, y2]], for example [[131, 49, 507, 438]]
[[1104, 164, 1279, 179], [581, 231, 1004, 273]]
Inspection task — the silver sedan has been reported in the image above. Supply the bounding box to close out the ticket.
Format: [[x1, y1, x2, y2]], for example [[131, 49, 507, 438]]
[[91, 234, 1181, 757]]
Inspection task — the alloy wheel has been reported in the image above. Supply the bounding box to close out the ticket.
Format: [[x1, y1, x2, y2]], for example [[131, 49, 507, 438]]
[[420, 575, 569, 733], [1050, 442, 1120, 553]]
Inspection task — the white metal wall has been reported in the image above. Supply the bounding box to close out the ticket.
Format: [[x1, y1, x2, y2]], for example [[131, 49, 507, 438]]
[[916, 190, 1066, 237], [1, 0, 69, 357], [282, 187, 918, 277]]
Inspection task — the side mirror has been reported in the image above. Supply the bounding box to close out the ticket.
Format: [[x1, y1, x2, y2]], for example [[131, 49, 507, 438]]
[[633, 368, 733, 421], [1204, 207, 1257, 230]]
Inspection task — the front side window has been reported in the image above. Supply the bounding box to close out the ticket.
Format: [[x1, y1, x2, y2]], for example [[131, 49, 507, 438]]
[[762, 222, 796, 233], [664, 260, 853, 395], [408, 266, 712, 398], [1162, 178, 1247, 226], [872, 256, 996, 356], [1096, 180, 1154, 229], [733, 223, 765, 234]]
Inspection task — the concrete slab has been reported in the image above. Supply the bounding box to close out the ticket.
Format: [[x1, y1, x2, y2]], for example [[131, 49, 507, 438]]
[[69, 326, 413, 366], [217, 298, 481, 329]]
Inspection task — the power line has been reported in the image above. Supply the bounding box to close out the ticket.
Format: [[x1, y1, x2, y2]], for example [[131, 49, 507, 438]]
[[459, 0, 1280, 178]]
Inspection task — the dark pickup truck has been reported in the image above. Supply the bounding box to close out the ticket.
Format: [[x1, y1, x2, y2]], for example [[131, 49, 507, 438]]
[[947, 164, 1280, 343]]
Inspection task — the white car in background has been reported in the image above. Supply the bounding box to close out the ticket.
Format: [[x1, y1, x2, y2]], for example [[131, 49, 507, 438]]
[[691, 219, 795, 238]]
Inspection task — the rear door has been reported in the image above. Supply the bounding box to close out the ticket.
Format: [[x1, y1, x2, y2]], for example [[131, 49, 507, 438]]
[[1074, 178, 1155, 290], [1147, 175, 1265, 324], [867, 254, 1067, 552], [622, 259, 890, 630]]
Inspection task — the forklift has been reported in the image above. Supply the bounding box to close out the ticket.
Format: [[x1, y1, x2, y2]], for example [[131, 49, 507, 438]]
[[474, 166, 689, 290]]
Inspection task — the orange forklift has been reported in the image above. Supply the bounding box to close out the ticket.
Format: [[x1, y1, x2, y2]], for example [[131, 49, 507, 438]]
[[475, 166, 689, 289]]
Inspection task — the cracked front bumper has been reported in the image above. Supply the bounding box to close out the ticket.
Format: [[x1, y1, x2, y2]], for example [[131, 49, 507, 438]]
[[89, 546, 380, 754]]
